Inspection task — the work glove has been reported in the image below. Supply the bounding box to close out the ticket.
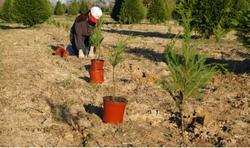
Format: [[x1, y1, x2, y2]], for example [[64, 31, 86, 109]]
[[79, 49, 85, 58], [88, 46, 95, 58]]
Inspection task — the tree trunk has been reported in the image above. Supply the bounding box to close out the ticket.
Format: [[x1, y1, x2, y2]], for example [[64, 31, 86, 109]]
[[179, 92, 186, 146], [180, 103, 186, 146], [113, 66, 116, 98]]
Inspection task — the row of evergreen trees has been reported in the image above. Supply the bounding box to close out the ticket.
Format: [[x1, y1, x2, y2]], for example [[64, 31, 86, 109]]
[[54, 0, 89, 15], [111, 0, 249, 40], [0, 0, 173, 26], [111, 0, 171, 24], [0, 0, 89, 26], [0, 0, 248, 40], [174, 0, 249, 39]]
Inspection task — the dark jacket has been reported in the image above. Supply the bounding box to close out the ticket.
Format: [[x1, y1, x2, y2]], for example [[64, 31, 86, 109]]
[[70, 12, 96, 50]]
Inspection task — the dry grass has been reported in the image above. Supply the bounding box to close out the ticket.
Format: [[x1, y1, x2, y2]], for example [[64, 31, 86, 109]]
[[0, 19, 249, 146]]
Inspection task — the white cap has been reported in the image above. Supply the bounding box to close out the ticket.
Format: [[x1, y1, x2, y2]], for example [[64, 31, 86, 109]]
[[90, 6, 103, 19]]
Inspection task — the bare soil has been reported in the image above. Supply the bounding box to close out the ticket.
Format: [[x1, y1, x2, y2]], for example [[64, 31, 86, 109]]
[[0, 21, 249, 146]]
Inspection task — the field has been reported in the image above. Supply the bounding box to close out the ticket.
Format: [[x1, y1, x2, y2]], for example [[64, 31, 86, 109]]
[[0, 15, 249, 146]]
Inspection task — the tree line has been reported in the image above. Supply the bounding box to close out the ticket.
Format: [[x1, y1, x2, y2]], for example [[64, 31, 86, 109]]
[[0, 0, 249, 43]]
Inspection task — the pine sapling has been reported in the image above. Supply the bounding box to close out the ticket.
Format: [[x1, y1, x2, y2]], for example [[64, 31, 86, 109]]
[[213, 22, 226, 43], [164, 38, 218, 146], [162, 1, 218, 145], [108, 39, 127, 102], [90, 27, 104, 59]]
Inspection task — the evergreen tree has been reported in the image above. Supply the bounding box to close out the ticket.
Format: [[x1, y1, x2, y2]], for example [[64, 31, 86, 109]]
[[67, 0, 79, 15], [79, 0, 89, 14], [111, 0, 124, 21], [162, 3, 218, 144], [175, 0, 247, 38], [237, 0, 250, 48], [54, 0, 65, 15], [62, 3, 67, 13], [119, 0, 146, 24], [62, 3, 66, 13], [0, 0, 15, 22], [147, 0, 169, 23], [14, 0, 52, 26]]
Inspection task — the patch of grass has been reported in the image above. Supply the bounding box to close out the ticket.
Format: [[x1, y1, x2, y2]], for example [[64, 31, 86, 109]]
[[46, 17, 71, 31], [51, 100, 77, 129], [56, 74, 76, 89], [88, 83, 101, 92], [53, 15, 75, 23], [62, 77, 74, 88]]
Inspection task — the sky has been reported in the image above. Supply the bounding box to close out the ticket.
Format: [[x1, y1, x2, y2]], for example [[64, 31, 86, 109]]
[[50, 0, 69, 4], [50, 0, 114, 8], [50, 0, 113, 4]]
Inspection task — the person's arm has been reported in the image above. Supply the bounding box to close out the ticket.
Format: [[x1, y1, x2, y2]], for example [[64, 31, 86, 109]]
[[74, 22, 86, 58]]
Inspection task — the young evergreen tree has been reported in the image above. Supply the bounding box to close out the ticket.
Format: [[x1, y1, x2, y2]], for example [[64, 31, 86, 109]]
[[108, 39, 128, 99], [119, 0, 146, 24], [162, 0, 218, 145], [79, 0, 89, 13], [147, 0, 169, 23], [54, 0, 65, 15], [67, 0, 79, 15], [13, 0, 52, 26], [62, 3, 66, 13], [111, 0, 124, 21], [0, 0, 15, 22]]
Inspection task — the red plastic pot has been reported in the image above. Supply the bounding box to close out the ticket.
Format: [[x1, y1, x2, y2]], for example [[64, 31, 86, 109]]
[[91, 59, 104, 70], [55, 47, 65, 57], [63, 50, 69, 58], [89, 69, 104, 84], [103, 96, 127, 124]]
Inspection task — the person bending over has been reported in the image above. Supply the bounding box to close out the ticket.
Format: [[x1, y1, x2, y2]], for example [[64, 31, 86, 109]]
[[70, 6, 102, 58]]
